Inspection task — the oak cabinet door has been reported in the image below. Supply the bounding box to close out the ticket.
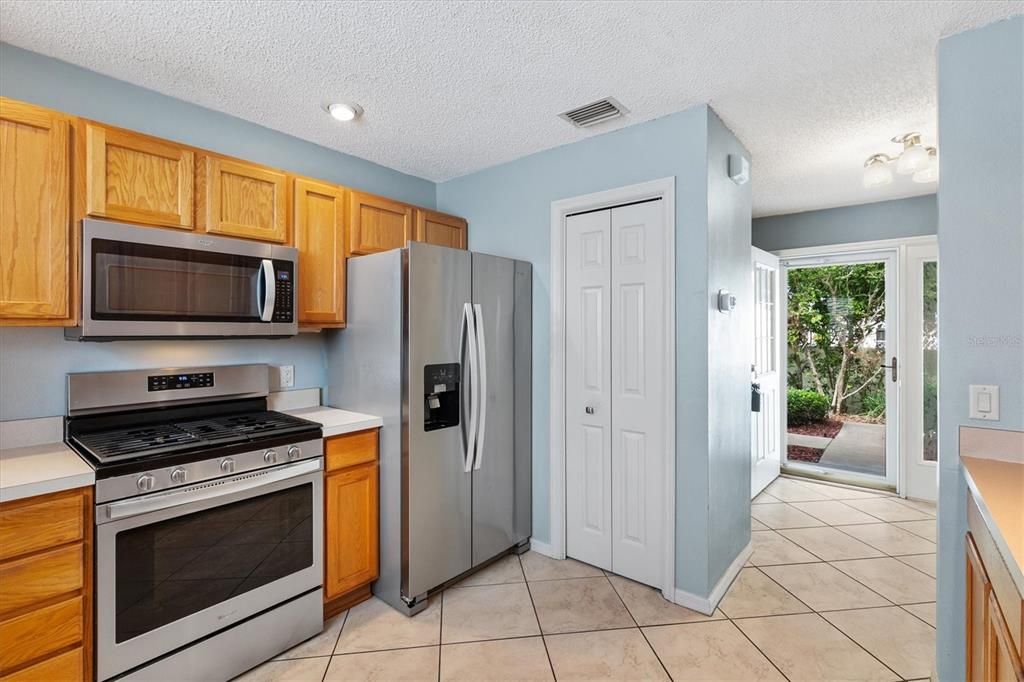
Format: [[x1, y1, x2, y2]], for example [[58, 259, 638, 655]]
[[196, 156, 289, 243], [967, 533, 990, 682], [84, 124, 194, 229], [414, 209, 467, 249], [0, 99, 70, 322], [348, 192, 413, 255], [294, 178, 345, 325], [987, 597, 1024, 682], [325, 462, 379, 600]]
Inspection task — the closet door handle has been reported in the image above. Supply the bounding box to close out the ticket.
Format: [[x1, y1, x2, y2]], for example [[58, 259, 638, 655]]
[[585, 406, 595, 415]]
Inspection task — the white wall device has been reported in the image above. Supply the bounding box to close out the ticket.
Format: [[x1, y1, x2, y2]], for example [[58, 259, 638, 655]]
[[717, 289, 737, 313], [728, 154, 750, 185], [969, 384, 999, 420]]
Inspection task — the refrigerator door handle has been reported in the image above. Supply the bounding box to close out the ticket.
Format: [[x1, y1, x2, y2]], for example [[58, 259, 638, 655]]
[[472, 303, 487, 470], [461, 302, 480, 473]]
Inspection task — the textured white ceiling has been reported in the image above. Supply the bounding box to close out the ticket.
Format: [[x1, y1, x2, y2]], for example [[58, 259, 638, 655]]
[[1, 1, 1021, 216]]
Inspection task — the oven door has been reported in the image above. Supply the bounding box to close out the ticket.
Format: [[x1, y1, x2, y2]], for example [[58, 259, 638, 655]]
[[74, 219, 297, 340], [95, 458, 322, 681]]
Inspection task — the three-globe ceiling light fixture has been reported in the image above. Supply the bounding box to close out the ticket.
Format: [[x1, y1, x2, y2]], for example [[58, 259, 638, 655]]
[[863, 133, 938, 188]]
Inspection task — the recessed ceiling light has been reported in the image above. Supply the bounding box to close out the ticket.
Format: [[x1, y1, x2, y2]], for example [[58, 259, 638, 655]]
[[326, 102, 363, 122]]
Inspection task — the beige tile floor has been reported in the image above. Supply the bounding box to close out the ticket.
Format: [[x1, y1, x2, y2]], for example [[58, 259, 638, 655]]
[[236, 476, 936, 681]]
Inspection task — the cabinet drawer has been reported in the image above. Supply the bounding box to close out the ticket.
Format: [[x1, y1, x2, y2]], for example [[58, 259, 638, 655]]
[[0, 595, 82, 674], [1, 646, 82, 682], [0, 543, 83, 617], [325, 429, 379, 472], [0, 490, 85, 562]]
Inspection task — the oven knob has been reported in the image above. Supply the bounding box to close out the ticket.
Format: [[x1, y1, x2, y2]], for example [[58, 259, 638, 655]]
[[263, 449, 278, 464], [170, 468, 188, 484], [220, 458, 236, 474], [287, 445, 302, 461], [137, 474, 156, 492]]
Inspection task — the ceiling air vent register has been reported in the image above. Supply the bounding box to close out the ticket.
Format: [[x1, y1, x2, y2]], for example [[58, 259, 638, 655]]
[[559, 97, 628, 128]]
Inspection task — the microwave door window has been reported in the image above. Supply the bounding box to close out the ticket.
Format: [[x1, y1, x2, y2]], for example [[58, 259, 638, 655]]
[[92, 239, 262, 321]]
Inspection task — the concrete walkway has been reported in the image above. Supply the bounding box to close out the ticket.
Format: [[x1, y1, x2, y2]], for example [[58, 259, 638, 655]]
[[818, 421, 886, 475], [787, 433, 833, 449]]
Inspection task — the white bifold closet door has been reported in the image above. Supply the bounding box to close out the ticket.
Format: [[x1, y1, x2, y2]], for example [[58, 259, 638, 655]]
[[565, 200, 665, 589]]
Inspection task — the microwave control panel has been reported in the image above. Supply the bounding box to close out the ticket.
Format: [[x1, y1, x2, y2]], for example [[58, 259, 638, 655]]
[[148, 372, 215, 392], [272, 266, 293, 323]]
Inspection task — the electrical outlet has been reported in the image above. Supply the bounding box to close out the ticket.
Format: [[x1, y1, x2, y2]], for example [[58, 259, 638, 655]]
[[278, 365, 295, 389]]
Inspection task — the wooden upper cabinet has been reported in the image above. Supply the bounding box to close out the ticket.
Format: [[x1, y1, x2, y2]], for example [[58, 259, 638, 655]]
[[294, 178, 345, 326], [348, 191, 413, 256], [414, 209, 467, 250], [0, 99, 70, 323], [196, 155, 289, 243], [84, 123, 194, 229]]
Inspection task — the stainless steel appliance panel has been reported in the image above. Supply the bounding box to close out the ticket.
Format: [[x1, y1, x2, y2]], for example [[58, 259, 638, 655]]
[[405, 242, 473, 597], [71, 219, 298, 340], [513, 260, 533, 543], [95, 459, 323, 681], [324, 250, 406, 612], [470, 253, 519, 565]]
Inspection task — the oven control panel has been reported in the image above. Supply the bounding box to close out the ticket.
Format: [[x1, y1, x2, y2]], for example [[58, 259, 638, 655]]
[[148, 372, 215, 392]]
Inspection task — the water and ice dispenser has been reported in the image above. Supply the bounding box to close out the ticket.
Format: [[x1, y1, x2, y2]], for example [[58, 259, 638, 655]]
[[423, 363, 461, 431]]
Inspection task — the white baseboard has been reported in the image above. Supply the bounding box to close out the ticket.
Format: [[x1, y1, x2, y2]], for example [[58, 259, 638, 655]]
[[529, 538, 560, 558], [673, 540, 752, 615]]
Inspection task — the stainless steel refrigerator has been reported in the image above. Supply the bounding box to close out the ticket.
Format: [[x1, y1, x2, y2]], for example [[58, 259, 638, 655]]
[[326, 241, 532, 616]]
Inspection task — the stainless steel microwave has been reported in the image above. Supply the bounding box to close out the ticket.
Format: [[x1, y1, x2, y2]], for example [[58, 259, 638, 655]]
[[67, 219, 298, 341]]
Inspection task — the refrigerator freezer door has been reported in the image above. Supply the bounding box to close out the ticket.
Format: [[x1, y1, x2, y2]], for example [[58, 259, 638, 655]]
[[513, 260, 533, 544], [471, 253, 521, 565], [405, 242, 474, 598]]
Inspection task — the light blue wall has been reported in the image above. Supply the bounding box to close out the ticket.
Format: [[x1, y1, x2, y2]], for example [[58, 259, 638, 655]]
[[705, 111, 754, 585], [0, 44, 435, 420], [752, 195, 937, 252], [436, 105, 753, 597], [0, 44, 435, 206], [935, 16, 1024, 682]]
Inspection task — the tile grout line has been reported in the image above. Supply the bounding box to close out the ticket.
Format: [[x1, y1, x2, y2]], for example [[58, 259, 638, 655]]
[[321, 608, 350, 680], [519, 554, 558, 681], [603, 573, 674, 681], [437, 588, 443, 682], [725, 614, 795, 682]]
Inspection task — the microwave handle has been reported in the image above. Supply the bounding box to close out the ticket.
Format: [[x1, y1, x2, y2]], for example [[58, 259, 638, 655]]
[[258, 259, 276, 322]]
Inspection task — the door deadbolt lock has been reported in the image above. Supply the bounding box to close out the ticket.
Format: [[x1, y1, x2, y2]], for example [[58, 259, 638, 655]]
[[585, 406, 595, 415]]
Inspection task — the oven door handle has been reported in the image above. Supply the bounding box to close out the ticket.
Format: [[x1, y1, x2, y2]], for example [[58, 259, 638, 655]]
[[258, 258, 276, 322], [99, 458, 321, 523]]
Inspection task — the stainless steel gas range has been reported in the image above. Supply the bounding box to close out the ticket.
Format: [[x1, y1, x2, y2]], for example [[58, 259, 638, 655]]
[[65, 364, 324, 681]]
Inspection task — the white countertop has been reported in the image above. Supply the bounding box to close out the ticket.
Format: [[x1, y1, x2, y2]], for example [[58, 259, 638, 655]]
[[0, 441, 95, 503], [285, 406, 383, 438]]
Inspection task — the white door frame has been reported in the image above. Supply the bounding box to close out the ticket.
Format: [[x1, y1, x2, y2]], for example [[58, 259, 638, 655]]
[[547, 177, 676, 600], [774, 235, 938, 496], [901, 241, 939, 501], [751, 246, 783, 497]]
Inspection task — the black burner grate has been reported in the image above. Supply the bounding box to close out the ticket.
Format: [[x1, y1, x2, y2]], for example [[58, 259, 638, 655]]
[[72, 410, 316, 463]]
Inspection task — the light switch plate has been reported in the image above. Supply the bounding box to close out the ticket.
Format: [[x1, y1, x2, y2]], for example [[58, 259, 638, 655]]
[[969, 384, 999, 420], [277, 365, 295, 389]]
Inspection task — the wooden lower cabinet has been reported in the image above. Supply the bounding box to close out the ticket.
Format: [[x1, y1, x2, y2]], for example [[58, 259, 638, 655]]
[[0, 488, 92, 681], [324, 429, 380, 616], [966, 531, 1024, 682]]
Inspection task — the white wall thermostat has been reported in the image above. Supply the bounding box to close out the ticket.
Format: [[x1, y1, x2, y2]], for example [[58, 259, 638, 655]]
[[728, 154, 750, 185], [717, 289, 737, 313]]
